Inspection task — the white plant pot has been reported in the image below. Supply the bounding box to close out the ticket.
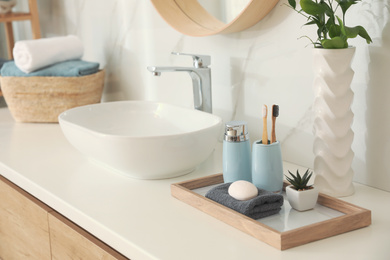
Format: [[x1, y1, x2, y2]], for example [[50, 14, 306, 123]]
[[312, 47, 356, 197], [286, 185, 319, 211]]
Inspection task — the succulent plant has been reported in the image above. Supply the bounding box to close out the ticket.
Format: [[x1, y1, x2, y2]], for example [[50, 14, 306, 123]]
[[285, 169, 314, 191]]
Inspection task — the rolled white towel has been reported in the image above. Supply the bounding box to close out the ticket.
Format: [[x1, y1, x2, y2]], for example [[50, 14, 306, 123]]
[[13, 35, 84, 73]]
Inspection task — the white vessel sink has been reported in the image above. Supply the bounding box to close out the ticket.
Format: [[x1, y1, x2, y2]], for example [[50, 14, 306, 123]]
[[58, 101, 222, 179]]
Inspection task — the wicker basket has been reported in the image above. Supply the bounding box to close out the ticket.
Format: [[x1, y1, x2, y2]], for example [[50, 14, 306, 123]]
[[0, 0, 17, 14], [0, 70, 105, 123]]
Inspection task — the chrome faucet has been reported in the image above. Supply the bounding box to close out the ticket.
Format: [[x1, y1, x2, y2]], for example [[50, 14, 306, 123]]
[[147, 52, 212, 113]]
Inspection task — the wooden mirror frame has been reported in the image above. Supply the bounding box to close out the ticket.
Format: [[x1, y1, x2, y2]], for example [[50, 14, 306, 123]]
[[150, 0, 279, 37]]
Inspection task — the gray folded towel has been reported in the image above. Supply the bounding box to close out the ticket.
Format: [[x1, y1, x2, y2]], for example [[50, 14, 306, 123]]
[[205, 183, 284, 219]]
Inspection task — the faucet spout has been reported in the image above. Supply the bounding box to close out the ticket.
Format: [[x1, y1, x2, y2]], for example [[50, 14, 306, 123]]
[[147, 66, 196, 73], [147, 53, 212, 113]]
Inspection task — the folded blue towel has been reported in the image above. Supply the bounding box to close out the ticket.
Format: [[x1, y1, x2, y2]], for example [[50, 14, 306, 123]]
[[0, 60, 100, 77], [205, 182, 284, 219], [0, 59, 10, 71]]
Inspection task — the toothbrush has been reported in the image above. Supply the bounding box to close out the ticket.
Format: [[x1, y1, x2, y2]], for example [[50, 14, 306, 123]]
[[262, 105, 268, 145], [271, 104, 279, 143]]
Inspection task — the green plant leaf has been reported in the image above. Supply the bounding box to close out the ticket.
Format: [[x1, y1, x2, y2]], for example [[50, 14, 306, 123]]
[[302, 169, 310, 180], [359, 27, 373, 44], [301, 169, 312, 187], [336, 0, 360, 16], [321, 37, 348, 48], [304, 20, 318, 26], [288, 0, 297, 9], [330, 19, 372, 44], [345, 25, 360, 38], [322, 2, 334, 17], [285, 176, 296, 186], [345, 25, 373, 44], [317, 27, 323, 39], [300, 0, 327, 15], [296, 170, 302, 183], [336, 16, 347, 36], [326, 15, 336, 31], [329, 24, 341, 38]]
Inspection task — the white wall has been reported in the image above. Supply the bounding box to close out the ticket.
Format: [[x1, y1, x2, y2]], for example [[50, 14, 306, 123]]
[[5, 0, 390, 191]]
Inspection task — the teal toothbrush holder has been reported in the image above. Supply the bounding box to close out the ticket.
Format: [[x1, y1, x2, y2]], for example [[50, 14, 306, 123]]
[[251, 140, 283, 193]]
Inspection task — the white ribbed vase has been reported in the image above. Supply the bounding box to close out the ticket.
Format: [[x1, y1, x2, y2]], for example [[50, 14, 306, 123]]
[[312, 47, 356, 197]]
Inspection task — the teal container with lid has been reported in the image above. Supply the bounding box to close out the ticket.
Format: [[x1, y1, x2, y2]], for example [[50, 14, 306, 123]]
[[222, 121, 252, 183]]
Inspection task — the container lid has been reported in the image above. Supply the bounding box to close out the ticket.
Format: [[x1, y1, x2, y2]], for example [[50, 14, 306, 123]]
[[224, 121, 249, 142]]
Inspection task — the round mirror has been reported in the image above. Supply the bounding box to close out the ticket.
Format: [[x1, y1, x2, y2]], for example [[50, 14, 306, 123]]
[[196, 0, 251, 24], [150, 0, 279, 37]]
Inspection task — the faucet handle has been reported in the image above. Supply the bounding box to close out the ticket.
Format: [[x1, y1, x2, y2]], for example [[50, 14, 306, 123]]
[[172, 52, 211, 68]]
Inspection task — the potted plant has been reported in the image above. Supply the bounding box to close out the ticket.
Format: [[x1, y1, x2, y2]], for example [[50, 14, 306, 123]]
[[286, 0, 372, 197], [285, 169, 319, 211], [286, 0, 372, 48]]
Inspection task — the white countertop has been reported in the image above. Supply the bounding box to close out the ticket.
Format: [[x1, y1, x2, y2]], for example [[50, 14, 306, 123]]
[[0, 108, 389, 260]]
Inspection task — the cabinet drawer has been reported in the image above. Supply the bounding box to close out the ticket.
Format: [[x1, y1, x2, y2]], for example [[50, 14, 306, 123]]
[[0, 175, 51, 260]]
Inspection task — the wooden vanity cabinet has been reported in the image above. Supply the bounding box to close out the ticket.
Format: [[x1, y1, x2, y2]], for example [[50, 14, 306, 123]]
[[48, 211, 127, 260], [0, 176, 128, 260], [0, 175, 52, 260]]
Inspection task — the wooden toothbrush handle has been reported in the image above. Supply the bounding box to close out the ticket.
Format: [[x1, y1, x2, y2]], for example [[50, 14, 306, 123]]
[[271, 117, 276, 143], [262, 118, 268, 144]]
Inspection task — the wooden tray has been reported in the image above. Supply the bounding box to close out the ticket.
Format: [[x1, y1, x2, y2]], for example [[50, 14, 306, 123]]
[[171, 173, 371, 250]]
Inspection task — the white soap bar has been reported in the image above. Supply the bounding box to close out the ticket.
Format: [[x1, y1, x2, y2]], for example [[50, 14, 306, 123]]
[[228, 180, 258, 201]]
